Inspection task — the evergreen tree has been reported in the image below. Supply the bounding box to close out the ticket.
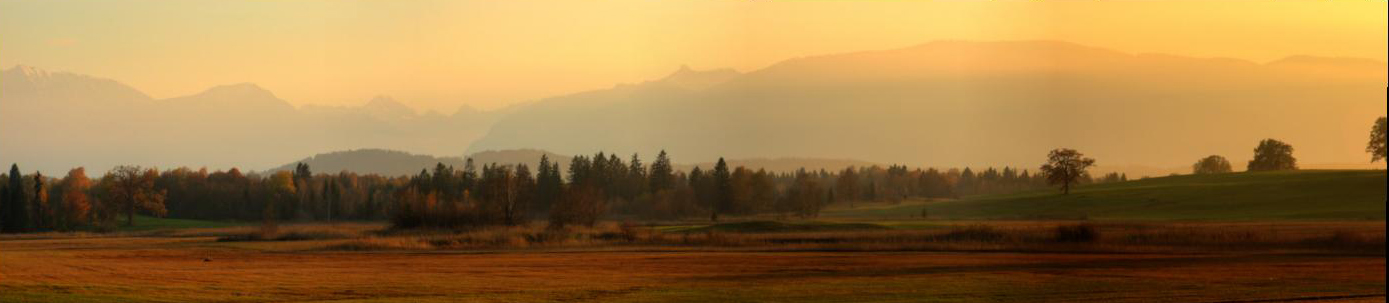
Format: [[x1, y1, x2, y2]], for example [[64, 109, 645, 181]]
[[4, 164, 30, 233], [648, 150, 674, 193], [568, 155, 592, 185], [432, 162, 454, 199], [535, 155, 563, 214], [711, 158, 732, 222], [461, 157, 477, 194], [957, 167, 975, 196], [32, 172, 46, 230], [513, 163, 535, 223], [293, 163, 312, 183], [626, 153, 646, 202]]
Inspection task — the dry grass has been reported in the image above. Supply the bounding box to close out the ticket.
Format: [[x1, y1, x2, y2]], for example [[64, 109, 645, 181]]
[[211, 223, 381, 242], [1, 232, 1384, 302], [7, 221, 1382, 255], [301, 221, 1386, 255]]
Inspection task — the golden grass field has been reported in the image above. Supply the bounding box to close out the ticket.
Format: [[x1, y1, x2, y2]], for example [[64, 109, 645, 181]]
[[2, 221, 1385, 302]]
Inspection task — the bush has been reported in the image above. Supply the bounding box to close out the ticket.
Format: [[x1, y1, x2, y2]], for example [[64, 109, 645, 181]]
[[1055, 223, 1100, 243], [391, 190, 504, 230], [548, 186, 604, 228]]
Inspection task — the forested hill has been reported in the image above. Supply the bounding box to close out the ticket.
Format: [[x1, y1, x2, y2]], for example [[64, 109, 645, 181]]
[[267, 149, 885, 177]]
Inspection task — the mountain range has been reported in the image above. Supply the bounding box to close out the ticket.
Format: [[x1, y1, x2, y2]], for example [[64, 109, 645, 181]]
[[1, 66, 497, 174], [466, 41, 1387, 171], [3, 40, 1385, 176]]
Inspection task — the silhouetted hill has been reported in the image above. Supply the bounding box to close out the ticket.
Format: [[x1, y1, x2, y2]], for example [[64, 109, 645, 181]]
[[268, 149, 887, 177], [266, 149, 467, 177]]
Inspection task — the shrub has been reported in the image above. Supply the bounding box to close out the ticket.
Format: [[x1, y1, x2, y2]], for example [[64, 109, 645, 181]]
[[548, 186, 604, 228], [1055, 223, 1100, 243]]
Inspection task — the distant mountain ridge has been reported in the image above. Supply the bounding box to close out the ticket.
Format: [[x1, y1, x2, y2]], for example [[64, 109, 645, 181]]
[[1, 65, 498, 174], [4, 40, 1386, 176], [465, 40, 1387, 172]]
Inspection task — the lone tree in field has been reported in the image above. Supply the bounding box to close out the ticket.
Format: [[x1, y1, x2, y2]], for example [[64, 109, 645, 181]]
[[1192, 155, 1233, 174], [1039, 149, 1095, 195], [1246, 139, 1297, 171], [1369, 116, 1387, 162], [105, 166, 168, 226]]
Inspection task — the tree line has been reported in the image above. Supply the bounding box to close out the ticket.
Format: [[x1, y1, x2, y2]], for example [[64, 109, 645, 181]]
[[4, 116, 1384, 233], [0, 150, 1096, 232], [393, 150, 1098, 229]]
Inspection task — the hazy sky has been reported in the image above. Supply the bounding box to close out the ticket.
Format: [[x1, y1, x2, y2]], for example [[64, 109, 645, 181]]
[[2, 0, 1385, 113]]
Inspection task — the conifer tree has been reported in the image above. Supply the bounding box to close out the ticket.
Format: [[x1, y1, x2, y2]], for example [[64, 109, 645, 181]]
[[711, 158, 732, 222], [648, 150, 674, 193]]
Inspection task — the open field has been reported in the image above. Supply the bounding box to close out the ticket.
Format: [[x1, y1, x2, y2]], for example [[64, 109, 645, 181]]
[[826, 170, 1387, 221], [3, 221, 1385, 302], [4, 171, 1385, 302]]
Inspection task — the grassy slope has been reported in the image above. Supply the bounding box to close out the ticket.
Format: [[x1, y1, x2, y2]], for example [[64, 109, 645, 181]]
[[826, 170, 1387, 221]]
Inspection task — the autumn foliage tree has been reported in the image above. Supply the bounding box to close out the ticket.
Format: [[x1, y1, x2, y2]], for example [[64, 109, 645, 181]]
[[105, 166, 168, 226], [264, 171, 297, 230], [1039, 149, 1096, 195], [549, 185, 602, 228]]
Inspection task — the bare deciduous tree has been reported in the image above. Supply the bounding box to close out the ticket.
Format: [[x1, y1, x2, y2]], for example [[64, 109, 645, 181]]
[[1040, 149, 1096, 195]]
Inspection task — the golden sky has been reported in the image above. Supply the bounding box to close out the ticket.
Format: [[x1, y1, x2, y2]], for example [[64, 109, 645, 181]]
[[2, 0, 1384, 112]]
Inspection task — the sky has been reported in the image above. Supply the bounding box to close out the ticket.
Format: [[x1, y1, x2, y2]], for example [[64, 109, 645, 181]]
[[2, 0, 1385, 113]]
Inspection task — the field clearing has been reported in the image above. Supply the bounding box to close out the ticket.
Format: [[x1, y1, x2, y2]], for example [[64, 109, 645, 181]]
[[3, 221, 1385, 302], [825, 170, 1387, 221], [3, 171, 1385, 302]]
